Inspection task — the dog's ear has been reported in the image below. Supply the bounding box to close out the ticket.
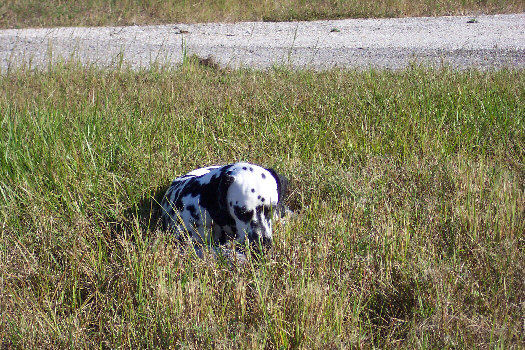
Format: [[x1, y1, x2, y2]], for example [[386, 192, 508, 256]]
[[218, 172, 235, 211], [266, 168, 288, 203]]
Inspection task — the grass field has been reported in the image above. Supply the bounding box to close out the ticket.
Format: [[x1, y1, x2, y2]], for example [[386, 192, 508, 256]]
[[1, 0, 524, 28], [1, 1, 524, 347], [0, 59, 523, 348]]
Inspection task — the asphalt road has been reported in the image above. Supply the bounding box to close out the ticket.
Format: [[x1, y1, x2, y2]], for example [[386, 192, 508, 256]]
[[1, 13, 524, 71]]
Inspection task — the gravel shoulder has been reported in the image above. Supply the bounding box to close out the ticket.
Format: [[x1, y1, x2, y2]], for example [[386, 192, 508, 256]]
[[1, 13, 524, 71]]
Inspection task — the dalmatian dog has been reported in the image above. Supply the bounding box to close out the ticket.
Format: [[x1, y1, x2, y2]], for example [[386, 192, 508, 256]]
[[161, 162, 288, 256]]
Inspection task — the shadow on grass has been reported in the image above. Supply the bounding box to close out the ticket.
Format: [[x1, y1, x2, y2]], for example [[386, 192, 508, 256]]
[[111, 183, 171, 240], [365, 266, 419, 344]]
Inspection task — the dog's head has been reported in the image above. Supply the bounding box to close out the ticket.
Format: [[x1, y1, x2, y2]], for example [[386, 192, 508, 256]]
[[219, 163, 287, 250]]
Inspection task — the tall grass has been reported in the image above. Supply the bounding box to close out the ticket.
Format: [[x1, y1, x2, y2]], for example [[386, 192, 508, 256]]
[[1, 0, 523, 28], [0, 61, 524, 348]]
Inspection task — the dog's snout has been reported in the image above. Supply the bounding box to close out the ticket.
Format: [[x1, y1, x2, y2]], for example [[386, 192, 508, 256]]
[[261, 236, 272, 247], [248, 232, 272, 249]]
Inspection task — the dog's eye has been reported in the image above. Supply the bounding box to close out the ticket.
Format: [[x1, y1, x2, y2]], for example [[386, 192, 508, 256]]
[[234, 206, 253, 223]]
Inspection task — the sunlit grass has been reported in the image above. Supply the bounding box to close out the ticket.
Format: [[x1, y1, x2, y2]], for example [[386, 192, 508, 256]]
[[1, 0, 523, 28], [0, 61, 523, 348]]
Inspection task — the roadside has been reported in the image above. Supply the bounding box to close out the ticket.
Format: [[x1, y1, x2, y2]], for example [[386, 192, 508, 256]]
[[1, 13, 524, 71]]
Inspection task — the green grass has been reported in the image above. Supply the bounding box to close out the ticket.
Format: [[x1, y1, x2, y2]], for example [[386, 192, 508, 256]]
[[1, 0, 523, 28], [0, 61, 524, 348]]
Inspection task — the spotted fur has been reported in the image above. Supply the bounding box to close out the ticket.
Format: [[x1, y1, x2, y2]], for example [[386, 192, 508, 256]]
[[161, 162, 288, 252]]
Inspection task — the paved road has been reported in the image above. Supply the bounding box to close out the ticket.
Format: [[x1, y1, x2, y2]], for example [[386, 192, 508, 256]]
[[1, 13, 524, 71]]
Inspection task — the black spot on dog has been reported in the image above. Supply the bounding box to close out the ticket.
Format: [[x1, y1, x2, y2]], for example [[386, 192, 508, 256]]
[[256, 205, 271, 219], [261, 173, 266, 179], [217, 229, 227, 244], [249, 167, 254, 172], [175, 165, 236, 227], [173, 188, 181, 201], [186, 205, 200, 221], [242, 166, 247, 170], [257, 195, 261, 199], [261, 197, 265, 202], [233, 205, 253, 223], [251, 188, 255, 193]]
